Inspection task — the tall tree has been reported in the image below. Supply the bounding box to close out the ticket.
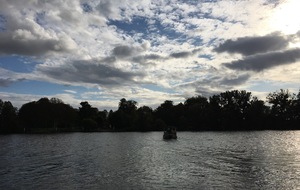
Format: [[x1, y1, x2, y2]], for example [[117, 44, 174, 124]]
[[109, 98, 138, 130], [79, 101, 98, 119], [216, 90, 252, 130], [154, 100, 174, 127], [267, 89, 295, 128], [79, 101, 99, 131], [245, 97, 269, 129], [19, 97, 78, 131], [118, 98, 137, 113], [136, 106, 154, 131], [0, 100, 18, 132], [184, 96, 209, 130]]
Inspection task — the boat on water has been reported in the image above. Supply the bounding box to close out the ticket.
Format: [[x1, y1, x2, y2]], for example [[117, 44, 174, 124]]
[[163, 127, 177, 139]]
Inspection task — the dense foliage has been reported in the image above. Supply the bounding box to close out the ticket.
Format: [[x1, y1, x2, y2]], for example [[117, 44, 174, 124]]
[[1, 89, 300, 133]]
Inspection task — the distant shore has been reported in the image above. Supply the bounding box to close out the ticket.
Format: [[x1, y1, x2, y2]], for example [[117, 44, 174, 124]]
[[1, 89, 300, 133]]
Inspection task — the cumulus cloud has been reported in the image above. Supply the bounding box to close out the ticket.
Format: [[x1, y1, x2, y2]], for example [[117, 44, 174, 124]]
[[132, 54, 163, 64], [37, 59, 144, 86], [176, 70, 250, 98], [1, 0, 300, 109], [130, 47, 201, 64], [0, 32, 76, 56], [220, 74, 250, 86], [170, 51, 191, 58], [0, 0, 80, 56], [214, 32, 289, 56], [112, 44, 151, 59], [169, 48, 201, 58], [112, 45, 136, 58], [0, 78, 17, 87], [0, 77, 25, 87], [223, 48, 300, 71], [96, 0, 121, 20], [0, 68, 27, 86]]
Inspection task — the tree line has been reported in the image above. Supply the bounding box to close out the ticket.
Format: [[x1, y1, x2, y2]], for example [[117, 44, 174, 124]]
[[0, 89, 300, 133]]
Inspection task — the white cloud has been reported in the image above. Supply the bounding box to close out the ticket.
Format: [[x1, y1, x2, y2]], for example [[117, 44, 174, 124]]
[[1, 0, 300, 109]]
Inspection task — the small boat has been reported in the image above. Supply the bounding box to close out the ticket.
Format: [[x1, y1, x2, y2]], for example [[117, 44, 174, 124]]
[[163, 127, 177, 139]]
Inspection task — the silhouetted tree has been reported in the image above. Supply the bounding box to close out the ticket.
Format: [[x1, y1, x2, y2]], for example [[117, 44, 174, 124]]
[[0, 100, 18, 133], [96, 110, 108, 128], [245, 97, 269, 129], [267, 89, 295, 129], [174, 103, 186, 130], [79, 101, 98, 119], [109, 98, 138, 130], [214, 90, 252, 130], [18, 97, 78, 132], [208, 95, 222, 130], [3, 88, 300, 133], [154, 100, 175, 127], [290, 90, 300, 128], [136, 106, 155, 131], [118, 98, 137, 113], [79, 101, 99, 131], [50, 97, 64, 104], [184, 96, 209, 130]]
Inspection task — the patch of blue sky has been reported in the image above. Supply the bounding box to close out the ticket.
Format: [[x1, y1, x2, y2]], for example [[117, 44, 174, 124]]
[[0, 80, 89, 98], [0, 56, 40, 73], [0, 14, 6, 31], [206, 37, 218, 47], [189, 36, 203, 46], [199, 54, 213, 60], [35, 12, 46, 27], [108, 17, 151, 36], [156, 21, 186, 40], [108, 16, 189, 43], [81, 3, 93, 13]]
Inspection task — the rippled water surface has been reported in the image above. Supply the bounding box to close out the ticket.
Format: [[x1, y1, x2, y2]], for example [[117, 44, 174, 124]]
[[1, 131, 300, 189]]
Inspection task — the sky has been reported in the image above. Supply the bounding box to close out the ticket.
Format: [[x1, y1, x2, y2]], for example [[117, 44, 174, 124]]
[[1, 0, 300, 110]]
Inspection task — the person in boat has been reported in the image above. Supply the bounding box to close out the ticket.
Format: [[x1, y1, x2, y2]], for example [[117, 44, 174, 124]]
[[164, 126, 177, 139]]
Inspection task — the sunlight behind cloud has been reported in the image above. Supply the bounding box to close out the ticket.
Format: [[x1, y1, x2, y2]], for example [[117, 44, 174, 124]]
[[270, 0, 300, 35], [1, 0, 300, 110]]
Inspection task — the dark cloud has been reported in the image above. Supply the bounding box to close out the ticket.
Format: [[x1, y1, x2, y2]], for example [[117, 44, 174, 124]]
[[0, 33, 73, 56], [0, 78, 24, 87], [170, 48, 201, 58], [180, 73, 250, 98], [112, 46, 133, 58], [100, 56, 117, 64], [143, 54, 162, 60], [223, 48, 300, 72], [214, 33, 289, 56], [37, 60, 144, 86], [219, 74, 250, 86], [110, 46, 201, 65], [132, 54, 163, 63], [0, 78, 14, 87], [170, 51, 191, 58], [194, 74, 250, 88], [112, 45, 144, 58]]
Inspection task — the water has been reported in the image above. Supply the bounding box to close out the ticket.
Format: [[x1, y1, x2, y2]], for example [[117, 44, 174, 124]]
[[0, 131, 299, 189]]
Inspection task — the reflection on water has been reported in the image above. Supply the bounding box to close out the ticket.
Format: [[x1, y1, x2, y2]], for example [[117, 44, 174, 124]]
[[0, 131, 299, 189]]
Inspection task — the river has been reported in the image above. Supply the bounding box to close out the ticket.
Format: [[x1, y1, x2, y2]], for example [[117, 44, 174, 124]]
[[0, 131, 299, 189]]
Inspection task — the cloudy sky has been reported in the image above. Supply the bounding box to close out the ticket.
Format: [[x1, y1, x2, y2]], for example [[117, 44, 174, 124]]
[[1, 0, 300, 110]]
